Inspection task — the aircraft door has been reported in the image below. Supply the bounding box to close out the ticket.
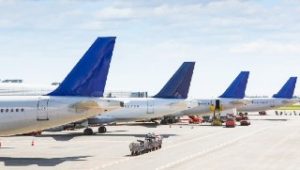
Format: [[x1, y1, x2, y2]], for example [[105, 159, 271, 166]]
[[147, 99, 154, 114], [210, 99, 222, 112], [215, 99, 221, 111], [37, 98, 49, 121]]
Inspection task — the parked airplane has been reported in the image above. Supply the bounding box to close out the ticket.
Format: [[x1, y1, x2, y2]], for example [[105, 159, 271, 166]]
[[165, 71, 250, 121], [0, 37, 123, 136], [237, 77, 298, 113], [0, 83, 56, 96], [83, 70, 249, 129], [82, 62, 196, 134]]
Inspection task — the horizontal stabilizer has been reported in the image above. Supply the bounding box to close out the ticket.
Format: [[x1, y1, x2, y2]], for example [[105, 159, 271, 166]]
[[154, 62, 195, 99], [48, 37, 116, 97], [273, 77, 297, 99], [219, 71, 249, 99]]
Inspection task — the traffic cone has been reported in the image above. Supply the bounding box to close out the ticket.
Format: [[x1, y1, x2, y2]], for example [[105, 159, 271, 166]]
[[31, 139, 35, 146]]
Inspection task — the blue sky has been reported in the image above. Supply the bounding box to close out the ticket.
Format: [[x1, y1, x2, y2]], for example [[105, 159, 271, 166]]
[[0, 0, 300, 98]]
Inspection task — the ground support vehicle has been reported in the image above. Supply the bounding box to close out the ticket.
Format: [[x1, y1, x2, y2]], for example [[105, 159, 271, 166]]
[[129, 133, 163, 156]]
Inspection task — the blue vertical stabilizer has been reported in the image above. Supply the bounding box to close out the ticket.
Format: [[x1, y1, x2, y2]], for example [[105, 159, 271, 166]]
[[219, 71, 250, 99], [48, 37, 116, 97], [273, 77, 297, 99], [154, 62, 195, 99]]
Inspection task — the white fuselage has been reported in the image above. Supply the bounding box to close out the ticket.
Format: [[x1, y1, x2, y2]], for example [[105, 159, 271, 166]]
[[171, 98, 245, 117], [0, 96, 121, 136], [236, 98, 299, 112], [90, 98, 189, 123]]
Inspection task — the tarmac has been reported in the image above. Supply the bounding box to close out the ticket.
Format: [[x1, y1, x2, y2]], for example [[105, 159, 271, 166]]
[[1, 111, 300, 170]]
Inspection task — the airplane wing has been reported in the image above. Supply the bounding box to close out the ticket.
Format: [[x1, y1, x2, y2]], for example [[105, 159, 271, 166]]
[[70, 99, 122, 115]]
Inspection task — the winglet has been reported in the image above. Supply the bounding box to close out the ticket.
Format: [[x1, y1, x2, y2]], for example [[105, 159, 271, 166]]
[[219, 71, 250, 99], [48, 37, 116, 97], [153, 62, 195, 99], [273, 77, 297, 99]]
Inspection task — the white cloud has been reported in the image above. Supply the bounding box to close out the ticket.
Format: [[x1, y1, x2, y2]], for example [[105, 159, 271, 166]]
[[1, 0, 300, 97], [95, 7, 136, 20], [230, 40, 300, 57]]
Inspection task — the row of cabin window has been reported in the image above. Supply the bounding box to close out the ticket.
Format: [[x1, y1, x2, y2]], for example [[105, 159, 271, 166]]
[[251, 101, 271, 104], [275, 112, 300, 116], [124, 105, 140, 108], [0, 108, 25, 113], [198, 103, 211, 105]]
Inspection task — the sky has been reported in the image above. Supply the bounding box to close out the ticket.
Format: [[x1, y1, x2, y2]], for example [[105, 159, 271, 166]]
[[0, 0, 300, 98]]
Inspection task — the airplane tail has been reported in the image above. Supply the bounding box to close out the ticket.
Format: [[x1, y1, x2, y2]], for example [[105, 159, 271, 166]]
[[153, 62, 195, 99], [273, 77, 297, 99], [48, 37, 116, 97], [219, 71, 250, 99]]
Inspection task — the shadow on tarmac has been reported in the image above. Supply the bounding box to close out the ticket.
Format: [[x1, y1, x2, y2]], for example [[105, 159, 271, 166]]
[[119, 123, 160, 128], [250, 118, 288, 121], [0, 155, 91, 166], [35, 132, 177, 141], [96, 133, 177, 138]]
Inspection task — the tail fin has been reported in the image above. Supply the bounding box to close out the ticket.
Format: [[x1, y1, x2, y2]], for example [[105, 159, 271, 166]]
[[219, 71, 250, 99], [48, 37, 116, 97], [273, 77, 297, 99], [153, 62, 195, 99]]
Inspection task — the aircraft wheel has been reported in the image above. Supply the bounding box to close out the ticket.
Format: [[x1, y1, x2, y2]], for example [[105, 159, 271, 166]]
[[160, 119, 166, 125], [84, 128, 94, 135], [98, 126, 107, 133]]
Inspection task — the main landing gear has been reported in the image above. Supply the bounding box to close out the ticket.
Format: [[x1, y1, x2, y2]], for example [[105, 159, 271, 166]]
[[83, 126, 107, 135], [98, 126, 107, 133], [83, 128, 94, 135]]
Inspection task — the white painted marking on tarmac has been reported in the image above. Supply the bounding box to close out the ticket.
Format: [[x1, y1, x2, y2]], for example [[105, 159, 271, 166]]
[[155, 127, 270, 170], [90, 130, 230, 170]]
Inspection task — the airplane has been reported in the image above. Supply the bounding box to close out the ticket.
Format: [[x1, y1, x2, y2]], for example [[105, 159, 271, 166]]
[[82, 62, 196, 134], [237, 77, 298, 113], [0, 83, 56, 96], [162, 71, 250, 122], [0, 61, 196, 135], [0, 37, 124, 136], [81, 70, 249, 130]]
